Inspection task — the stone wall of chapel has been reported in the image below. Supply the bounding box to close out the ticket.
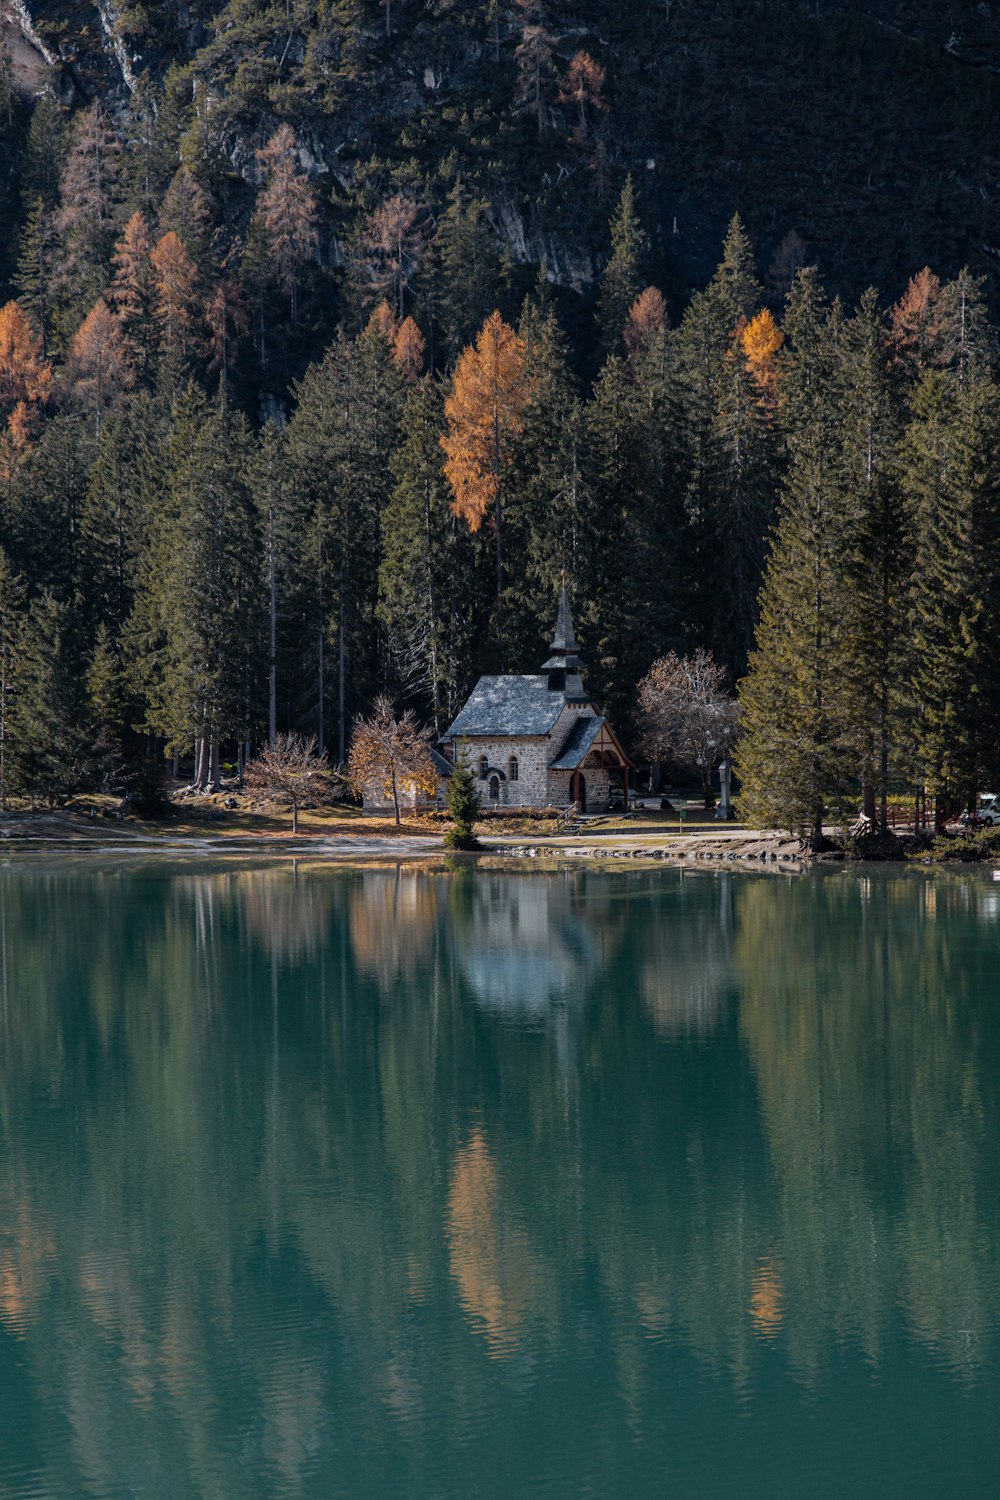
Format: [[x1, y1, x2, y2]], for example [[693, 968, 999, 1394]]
[[546, 767, 611, 812], [458, 738, 554, 807]]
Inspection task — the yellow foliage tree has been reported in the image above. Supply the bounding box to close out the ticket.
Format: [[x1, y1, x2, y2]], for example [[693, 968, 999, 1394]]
[[347, 695, 438, 826], [441, 311, 530, 657], [739, 307, 783, 401]]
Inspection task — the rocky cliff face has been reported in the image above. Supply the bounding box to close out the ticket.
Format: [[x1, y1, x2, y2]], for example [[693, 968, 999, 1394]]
[[3, 1, 1000, 304]]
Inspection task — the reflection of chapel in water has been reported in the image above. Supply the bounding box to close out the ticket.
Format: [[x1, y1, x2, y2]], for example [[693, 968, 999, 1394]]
[[439, 586, 631, 813]]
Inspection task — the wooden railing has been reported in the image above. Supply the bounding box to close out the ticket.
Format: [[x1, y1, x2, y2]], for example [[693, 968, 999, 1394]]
[[555, 801, 581, 832]]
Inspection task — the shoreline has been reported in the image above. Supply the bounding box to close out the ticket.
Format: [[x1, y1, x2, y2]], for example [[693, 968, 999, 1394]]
[[0, 812, 994, 871]]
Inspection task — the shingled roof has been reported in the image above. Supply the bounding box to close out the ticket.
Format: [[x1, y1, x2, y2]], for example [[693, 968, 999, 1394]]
[[549, 715, 604, 770], [442, 675, 566, 739]]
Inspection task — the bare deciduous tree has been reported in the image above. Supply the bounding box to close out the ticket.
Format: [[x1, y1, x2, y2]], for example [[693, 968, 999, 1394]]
[[244, 733, 335, 833], [637, 650, 739, 803]]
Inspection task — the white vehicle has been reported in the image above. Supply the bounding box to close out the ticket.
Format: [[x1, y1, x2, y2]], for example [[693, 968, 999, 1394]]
[[961, 793, 998, 827]]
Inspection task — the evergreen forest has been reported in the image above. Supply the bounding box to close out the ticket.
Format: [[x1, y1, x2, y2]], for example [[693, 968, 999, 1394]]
[[0, 1, 998, 827]]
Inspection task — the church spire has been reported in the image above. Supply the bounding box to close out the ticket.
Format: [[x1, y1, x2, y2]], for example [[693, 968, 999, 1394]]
[[542, 582, 586, 698], [549, 581, 580, 654]]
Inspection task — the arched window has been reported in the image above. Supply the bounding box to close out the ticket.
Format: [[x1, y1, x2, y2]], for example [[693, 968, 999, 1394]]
[[478, 756, 489, 780], [508, 756, 519, 782]]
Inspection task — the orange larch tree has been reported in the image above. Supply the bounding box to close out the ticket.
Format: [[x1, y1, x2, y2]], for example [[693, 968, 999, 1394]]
[[889, 267, 944, 377], [361, 194, 424, 319], [255, 125, 318, 323], [0, 300, 51, 446], [109, 210, 155, 379], [624, 286, 669, 358], [559, 51, 607, 144], [740, 307, 784, 403], [64, 299, 135, 433], [151, 230, 200, 364], [393, 316, 425, 379], [366, 299, 399, 343], [441, 310, 530, 659]]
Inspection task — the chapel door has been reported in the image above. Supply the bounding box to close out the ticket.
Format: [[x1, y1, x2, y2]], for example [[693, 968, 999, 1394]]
[[570, 772, 586, 812], [489, 775, 500, 803]]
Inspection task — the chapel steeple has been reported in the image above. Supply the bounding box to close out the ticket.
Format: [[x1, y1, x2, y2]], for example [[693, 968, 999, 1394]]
[[542, 583, 586, 699]]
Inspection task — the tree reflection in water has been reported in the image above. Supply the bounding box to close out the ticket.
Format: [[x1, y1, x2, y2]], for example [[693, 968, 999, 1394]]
[[0, 861, 997, 1497]]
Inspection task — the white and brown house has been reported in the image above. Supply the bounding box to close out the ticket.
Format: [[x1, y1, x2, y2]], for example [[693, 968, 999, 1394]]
[[437, 587, 631, 813]]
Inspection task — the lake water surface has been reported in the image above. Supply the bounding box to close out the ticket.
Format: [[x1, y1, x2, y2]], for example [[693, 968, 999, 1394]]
[[0, 858, 998, 1498]]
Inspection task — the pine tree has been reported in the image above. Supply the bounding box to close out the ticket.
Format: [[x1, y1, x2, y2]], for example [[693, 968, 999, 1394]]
[[14, 199, 57, 354], [285, 324, 405, 758], [80, 395, 165, 638], [836, 288, 910, 824], [581, 350, 677, 727], [86, 622, 134, 791], [444, 755, 482, 849], [675, 215, 768, 659], [3, 415, 94, 603], [129, 395, 263, 783], [703, 316, 781, 680], [937, 268, 992, 381], [8, 593, 92, 805], [506, 298, 587, 667], [0, 547, 26, 809], [905, 364, 1000, 810], [420, 182, 501, 368], [597, 176, 647, 357], [159, 166, 214, 276], [122, 75, 167, 219], [145, 64, 193, 195], [737, 270, 855, 844], [204, 279, 250, 410], [379, 377, 480, 728], [21, 93, 67, 207]]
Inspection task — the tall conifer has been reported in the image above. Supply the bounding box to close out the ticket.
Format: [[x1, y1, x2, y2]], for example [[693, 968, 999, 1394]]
[[597, 176, 646, 357], [737, 270, 855, 842]]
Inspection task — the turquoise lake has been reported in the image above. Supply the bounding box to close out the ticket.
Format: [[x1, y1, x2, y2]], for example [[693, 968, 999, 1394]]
[[0, 858, 998, 1498]]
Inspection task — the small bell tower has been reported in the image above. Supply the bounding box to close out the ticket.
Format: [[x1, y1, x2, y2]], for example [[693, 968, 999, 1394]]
[[542, 583, 586, 700]]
